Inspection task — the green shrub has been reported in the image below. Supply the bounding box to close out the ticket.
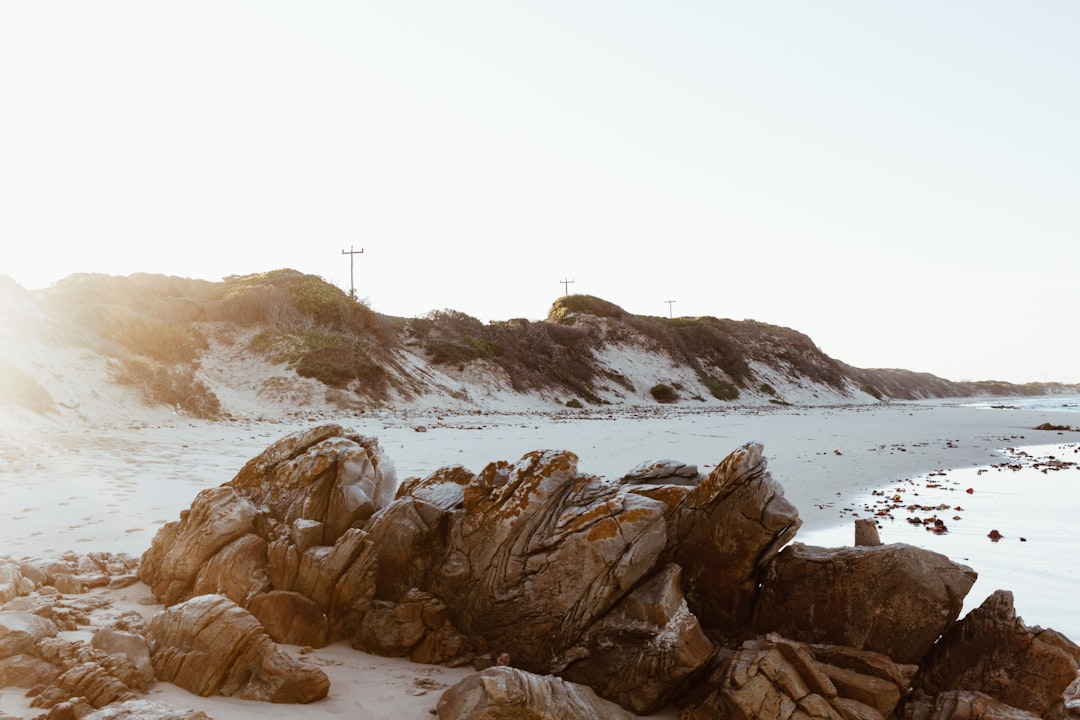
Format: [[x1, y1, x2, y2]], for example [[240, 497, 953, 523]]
[[565, 398, 583, 408], [294, 342, 389, 397], [410, 311, 602, 402], [250, 327, 346, 366], [113, 358, 221, 419], [223, 270, 391, 343], [699, 372, 739, 401], [859, 383, 883, 400], [759, 383, 778, 396], [650, 383, 678, 403], [548, 294, 626, 323]]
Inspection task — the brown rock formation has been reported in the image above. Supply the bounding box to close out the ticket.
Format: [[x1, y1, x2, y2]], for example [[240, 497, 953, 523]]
[[557, 563, 714, 714], [138, 425, 397, 646], [662, 441, 801, 632], [430, 449, 672, 672], [436, 665, 634, 720], [682, 633, 916, 720], [753, 542, 977, 664], [147, 594, 329, 703], [907, 589, 1080, 718], [133, 426, 1080, 717]]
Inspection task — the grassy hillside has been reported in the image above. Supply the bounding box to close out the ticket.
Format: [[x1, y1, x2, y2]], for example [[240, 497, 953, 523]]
[[5, 271, 1076, 416]]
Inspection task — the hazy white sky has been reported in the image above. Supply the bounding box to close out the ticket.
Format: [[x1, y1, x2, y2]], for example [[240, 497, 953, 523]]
[[2, 2, 1077, 383]]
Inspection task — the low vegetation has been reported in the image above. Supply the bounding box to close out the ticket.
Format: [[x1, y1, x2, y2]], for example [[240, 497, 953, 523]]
[[22, 278, 1079, 414], [650, 383, 678, 403], [112, 357, 221, 419], [407, 309, 606, 403], [698, 372, 740, 401]]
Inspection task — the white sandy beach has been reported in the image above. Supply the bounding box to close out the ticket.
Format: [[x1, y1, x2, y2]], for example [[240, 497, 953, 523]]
[[2, 398, 1079, 718]]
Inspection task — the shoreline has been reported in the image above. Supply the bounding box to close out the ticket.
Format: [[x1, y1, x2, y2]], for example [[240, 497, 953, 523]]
[[2, 398, 1079, 719], [2, 399, 1079, 558]]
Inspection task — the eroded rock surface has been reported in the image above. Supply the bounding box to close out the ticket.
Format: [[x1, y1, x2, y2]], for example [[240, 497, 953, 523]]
[[147, 594, 329, 703]]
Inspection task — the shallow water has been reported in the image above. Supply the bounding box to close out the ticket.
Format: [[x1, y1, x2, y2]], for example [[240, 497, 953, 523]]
[[960, 395, 1080, 413], [798, 442, 1080, 642]]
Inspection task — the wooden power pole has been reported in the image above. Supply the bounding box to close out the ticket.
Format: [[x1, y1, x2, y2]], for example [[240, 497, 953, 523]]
[[341, 245, 364, 300], [560, 278, 575, 296], [665, 300, 676, 318]]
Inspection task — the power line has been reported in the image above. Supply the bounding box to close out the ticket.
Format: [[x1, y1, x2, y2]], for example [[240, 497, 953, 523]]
[[665, 300, 676, 318], [560, 278, 575, 295], [341, 245, 364, 300]]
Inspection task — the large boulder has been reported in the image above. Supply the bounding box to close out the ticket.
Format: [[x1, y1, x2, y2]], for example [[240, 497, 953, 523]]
[[228, 424, 396, 543], [436, 665, 634, 720], [659, 441, 802, 632], [907, 589, 1080, 718], [147, 594, 329, 703], [753, 542, 977, 664], [138, 429, 809, 713], [138, 425, 397, 646], [0, 611, 58, 659], [429, 449, 672, 672]]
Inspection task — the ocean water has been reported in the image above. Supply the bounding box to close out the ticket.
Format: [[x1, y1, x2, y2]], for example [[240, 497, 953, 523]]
[[960, 395, 1080, 413], [798, 441, 1080, 643]]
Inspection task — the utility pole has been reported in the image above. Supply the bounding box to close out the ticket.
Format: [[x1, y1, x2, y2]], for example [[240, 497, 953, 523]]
[[341, 245, 364, 300], [560, 278, 575, 296], [665, 300, 676, 318]]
